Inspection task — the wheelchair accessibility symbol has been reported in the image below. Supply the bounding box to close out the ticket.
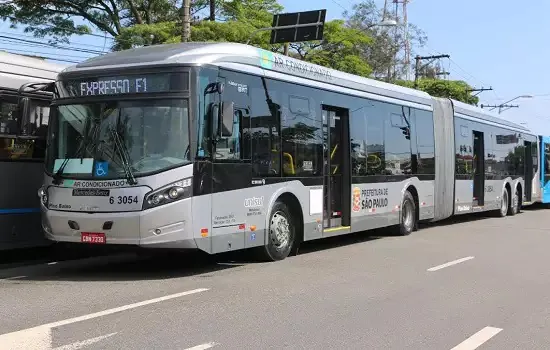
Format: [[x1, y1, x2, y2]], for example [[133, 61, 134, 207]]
[[95, 162, 108, 177]]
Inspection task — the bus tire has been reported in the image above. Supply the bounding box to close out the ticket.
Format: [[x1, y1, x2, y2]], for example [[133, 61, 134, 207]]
[[260, 201, 296, 261], [398, 191, 416, 236], [508, 187, 521, 216], [496, 188, 509, 217]]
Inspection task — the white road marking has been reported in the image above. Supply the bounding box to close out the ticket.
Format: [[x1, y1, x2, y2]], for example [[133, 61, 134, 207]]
[[47, 262, 58, 266], [185, 342, 219, 350], [53, 332, 117, 350], [3, 276, 26, 280], [450, 326, 503, 350], [427, 256, 475, 272], [0, 288, 209, 350]]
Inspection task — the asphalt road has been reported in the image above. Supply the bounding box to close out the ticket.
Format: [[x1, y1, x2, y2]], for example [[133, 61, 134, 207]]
[[1, 206, 550, 350]]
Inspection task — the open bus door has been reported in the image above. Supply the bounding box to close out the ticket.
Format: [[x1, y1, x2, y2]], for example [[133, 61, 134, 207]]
[[542, 136, 550, 204]]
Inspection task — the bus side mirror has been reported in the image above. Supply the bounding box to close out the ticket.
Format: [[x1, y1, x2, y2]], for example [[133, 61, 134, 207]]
[[220, 101, 234, 138]]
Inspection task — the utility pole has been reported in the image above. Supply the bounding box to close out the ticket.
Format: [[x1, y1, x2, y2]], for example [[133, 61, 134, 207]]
[[467, 87, 493, 97], [181, 0, 191, 42], [414, 54, 450, 88], [480, 104, 519, 113]]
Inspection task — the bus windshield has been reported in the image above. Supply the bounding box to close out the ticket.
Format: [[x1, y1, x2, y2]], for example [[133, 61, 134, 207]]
[[46, 99, 191, 179]]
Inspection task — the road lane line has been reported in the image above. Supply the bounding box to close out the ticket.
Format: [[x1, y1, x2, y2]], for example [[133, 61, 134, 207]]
[[48, 288, 209, 328], [2, 275, 27, 280], [47, 262, 58, 265], [0, 288, 209, 349], [450, 327, 502, 350], [427, 256, 474, 272], [53, 332, 117, 350], [185, 343, 218, 350]]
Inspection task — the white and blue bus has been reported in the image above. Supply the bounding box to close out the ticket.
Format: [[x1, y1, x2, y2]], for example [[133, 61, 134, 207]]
[[38, 42, 539, 261], [0, 51, 67, 250]]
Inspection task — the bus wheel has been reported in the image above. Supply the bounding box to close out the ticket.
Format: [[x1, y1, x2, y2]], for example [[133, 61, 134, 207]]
[[261, 201, 295, 261], [497, 189, 509, 217], [508, 188, 521, 216], [398, 191, 416, 236]]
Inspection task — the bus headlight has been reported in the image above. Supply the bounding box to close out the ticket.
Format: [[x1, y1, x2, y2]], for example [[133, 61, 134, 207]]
[[143, 178, 192, 210], [38, 186, 48, 207]]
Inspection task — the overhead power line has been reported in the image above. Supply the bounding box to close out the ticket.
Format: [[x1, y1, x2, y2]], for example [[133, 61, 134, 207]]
[[0, 34, 104, 55]]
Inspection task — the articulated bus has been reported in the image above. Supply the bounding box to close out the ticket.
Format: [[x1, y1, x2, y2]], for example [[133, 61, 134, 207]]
[[38, 42, 539, 261], [0, 51, 67, 250], [540, 136, 550, 204]]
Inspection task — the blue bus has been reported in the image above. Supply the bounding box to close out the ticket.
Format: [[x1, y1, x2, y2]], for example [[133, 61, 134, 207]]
[[540, 136, 550, 204]]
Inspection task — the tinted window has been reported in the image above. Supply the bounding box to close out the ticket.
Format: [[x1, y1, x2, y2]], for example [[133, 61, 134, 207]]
[[545, 143, 550, 179], [249, 78, 281, 177], [350, 106, 368, 176], [455, 118, 473, 177], [216, 70, 253, 161], [365, 102, 385, 175], [197, 67, 218, 158], [414, 109, 435, 175], [265, 79, 323, 177], [0, 96, 50, 161], [384, 104, 412, 175]]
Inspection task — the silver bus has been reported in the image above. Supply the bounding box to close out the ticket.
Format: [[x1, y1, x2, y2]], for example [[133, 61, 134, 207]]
[[0, 51, 67, 250], [39, 42, 539, 261]]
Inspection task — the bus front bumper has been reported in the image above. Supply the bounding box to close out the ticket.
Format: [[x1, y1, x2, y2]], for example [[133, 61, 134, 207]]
[[41, 199, 197, 249]]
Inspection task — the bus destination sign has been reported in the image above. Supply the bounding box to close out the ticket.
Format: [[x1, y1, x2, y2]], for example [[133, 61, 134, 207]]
[[58, 72, 188, 97]]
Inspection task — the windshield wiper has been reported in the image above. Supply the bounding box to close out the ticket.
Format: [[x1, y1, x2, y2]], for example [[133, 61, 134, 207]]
[[52, 122, 96, 185], [109, 126, 137, 185]]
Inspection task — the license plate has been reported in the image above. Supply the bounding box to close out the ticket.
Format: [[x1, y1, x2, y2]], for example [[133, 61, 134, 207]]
[[81, 232, 106, 244]]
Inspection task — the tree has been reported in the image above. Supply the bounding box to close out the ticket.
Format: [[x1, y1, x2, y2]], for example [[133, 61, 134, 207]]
[[290, 20, 373, 77], [0, 0, 183, 46], [395, 79, 480, 106], [344, 0, 427, 81]]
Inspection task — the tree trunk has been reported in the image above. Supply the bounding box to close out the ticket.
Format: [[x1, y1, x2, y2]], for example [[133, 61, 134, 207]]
[[209, 0, 216, 21], [181, 0, 191, 42]]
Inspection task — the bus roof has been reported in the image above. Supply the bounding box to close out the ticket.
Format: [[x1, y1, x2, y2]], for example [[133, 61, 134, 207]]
[[62, 42, 434, 106], [61, 42, 534, 135], [0, 51, 68, 90], [451, 98, 531, 133]]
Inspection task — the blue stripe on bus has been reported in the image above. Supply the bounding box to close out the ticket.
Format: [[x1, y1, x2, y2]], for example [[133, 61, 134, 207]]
[[0, 208, 41, 214]]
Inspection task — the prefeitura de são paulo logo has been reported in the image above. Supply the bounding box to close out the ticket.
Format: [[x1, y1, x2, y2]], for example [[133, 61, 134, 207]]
[[352, 187, 361, 212]]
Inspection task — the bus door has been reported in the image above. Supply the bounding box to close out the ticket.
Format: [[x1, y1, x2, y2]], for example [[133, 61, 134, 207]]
[[322, 106, 351, 232], [524, 140, 534, 202], [472, 130, 485, 207], [543, 138, 550, 203]]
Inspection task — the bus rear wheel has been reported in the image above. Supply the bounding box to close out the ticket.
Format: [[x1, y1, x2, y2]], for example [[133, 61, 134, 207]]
[[260, 201, 296, 261], [398, 191, 416, 236], [508, 187, 521, 216], [496, 189, 509, 217]]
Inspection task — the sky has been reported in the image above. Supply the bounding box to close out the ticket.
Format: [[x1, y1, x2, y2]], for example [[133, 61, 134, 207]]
[[1, 0, 549, 134]]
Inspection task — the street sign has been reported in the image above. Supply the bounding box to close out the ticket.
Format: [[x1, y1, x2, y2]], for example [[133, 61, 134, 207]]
[[269, 9, 326, 44]]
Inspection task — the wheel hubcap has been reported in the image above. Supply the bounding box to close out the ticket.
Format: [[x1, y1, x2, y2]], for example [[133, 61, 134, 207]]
[[270, 211, 290, 250]]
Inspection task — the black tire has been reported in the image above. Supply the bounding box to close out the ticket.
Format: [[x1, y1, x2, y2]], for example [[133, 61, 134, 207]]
[[259, 201, 296, 261], [496, 188, 509, 217], [508, 187, 521, 216], [398, 191, 416, 236]]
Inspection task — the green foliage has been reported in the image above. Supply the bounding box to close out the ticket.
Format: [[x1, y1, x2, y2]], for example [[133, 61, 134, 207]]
[[292, 20, 373, 77], [114, 22, 180, 51], [395, 79, 480, 105]]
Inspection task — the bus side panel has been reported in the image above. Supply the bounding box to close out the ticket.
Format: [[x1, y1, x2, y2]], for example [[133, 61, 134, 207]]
[[0, 162, 49, 250], [350, 178, 434, 232], [206, 179, 321, 254], [431, 97, 455, 221]]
